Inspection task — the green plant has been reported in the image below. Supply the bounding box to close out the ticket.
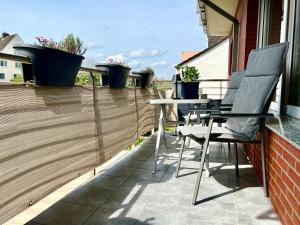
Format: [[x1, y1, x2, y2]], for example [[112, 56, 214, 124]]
[[35, 34, 87, 56], [127, 136, 144, 150], [75, 72, 100, 86], [10, 74, 23, 83], [61, 34, 87, 56], [176, 66, 200, 82], [143, 67, 155, 76]]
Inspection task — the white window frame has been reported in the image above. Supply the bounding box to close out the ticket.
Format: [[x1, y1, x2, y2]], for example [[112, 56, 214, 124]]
[[284, 0, 300, 119], [0, 60, 7, 67]]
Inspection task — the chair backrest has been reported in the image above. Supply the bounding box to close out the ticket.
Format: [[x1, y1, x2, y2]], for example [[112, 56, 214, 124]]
[[221, 70, 245, 105], [226, 42, 289, 139]]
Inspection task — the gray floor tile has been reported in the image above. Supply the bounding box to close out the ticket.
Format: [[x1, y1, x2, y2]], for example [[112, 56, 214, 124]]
[[136, 212, 188, 225], [188, 202, 237, 224], [30, 201, 96, 225], [101, 185, 150, 210], [129, 168, 166, 182], [99, 167, 136, 178], [86, 175, 126, 191], [235, 204, 281, 225], [24, 134, 280, 225], [83, 207, 141, 225], [62, 186, 113, 208]]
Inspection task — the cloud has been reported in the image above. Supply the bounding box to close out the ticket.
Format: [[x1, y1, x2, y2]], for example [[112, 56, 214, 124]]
[[129, 49, 166, 58], [95, 53, 104, 57], [128, 60, 142, 68], [105, 53, 126, 63], [87, 41, 104, 50], [151, 61, 168, 68]]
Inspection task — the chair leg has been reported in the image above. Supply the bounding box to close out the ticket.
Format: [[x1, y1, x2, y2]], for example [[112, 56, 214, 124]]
[[162, 129, 168, 151], [192, 118, 213, 205], [261, 128, 268, 197], [186, 137, 191, 149], [205, 148, 210, 178], [234, 143, 239, 177], [176, 136, 186, 178], [192, 140, 209, 205]]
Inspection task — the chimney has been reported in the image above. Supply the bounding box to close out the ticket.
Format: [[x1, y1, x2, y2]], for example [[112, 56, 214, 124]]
[[2, 32, 9, 38]]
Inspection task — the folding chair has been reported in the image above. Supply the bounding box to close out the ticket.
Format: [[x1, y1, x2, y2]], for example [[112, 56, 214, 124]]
[[176, 42, 289, 205]]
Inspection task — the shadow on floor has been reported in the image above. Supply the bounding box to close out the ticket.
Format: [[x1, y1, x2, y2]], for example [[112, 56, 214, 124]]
[[25, 133, 280, 225]]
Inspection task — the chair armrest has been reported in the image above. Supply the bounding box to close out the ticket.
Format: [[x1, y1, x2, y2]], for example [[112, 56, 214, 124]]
[[188, 109, 221, 113], [209, 113, 274, 119]]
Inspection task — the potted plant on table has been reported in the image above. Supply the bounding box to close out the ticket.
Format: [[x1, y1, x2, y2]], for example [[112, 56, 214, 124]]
[[13, 34, 86, 86], [175, 65, 200, 99], [95, 58, 131, 88], [132, 67, 155, 89]]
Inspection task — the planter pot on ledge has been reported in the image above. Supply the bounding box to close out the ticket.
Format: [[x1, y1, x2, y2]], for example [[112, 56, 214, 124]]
[[13, 44, 84, 87], [95, 63, 131, 88], [178, 81, 200, 99], [132, 71, 154, 89]]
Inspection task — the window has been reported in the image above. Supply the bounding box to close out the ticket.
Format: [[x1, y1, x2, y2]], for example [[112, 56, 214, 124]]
[[0, 73, 5, 79], [257, 0, 286, 113], [15, 62, 21, 69], [0, 60, 7, 67], [290, 1, 300, 107]]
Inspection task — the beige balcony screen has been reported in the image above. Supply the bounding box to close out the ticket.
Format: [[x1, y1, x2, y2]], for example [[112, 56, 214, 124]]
[[0, 84, 157, 223]]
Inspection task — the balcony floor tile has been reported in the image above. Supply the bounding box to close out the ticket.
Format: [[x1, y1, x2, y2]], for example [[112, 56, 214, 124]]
[[25, 133, 280, 225]]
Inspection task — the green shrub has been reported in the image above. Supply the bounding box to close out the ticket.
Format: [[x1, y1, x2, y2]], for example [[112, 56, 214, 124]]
[[176, 66, 200, 81]]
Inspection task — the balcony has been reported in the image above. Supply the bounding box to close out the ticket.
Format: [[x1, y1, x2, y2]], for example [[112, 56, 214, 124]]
[[5, 133, 280, 225]]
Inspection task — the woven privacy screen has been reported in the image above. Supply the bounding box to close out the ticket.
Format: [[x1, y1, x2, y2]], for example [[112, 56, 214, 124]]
[[0, 84, 157, 223]]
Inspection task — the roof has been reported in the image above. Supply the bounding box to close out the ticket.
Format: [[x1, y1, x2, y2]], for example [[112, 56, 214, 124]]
[[177, 37, 228, 67], [0, 34, 16, 51], [181, 51, 200, 61], [197, 0, 239, 36]]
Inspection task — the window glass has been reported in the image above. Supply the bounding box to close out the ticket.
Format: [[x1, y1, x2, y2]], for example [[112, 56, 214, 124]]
[[0, 61, 7, 67], [15, 62, 21, 68], [0, 73, 5, 79], [290, 4, 300, 106]]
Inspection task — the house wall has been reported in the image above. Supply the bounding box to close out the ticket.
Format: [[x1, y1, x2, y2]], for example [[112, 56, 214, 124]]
[[180, 38, 229, 99], [231, 1, 300, 224], [229, 0, 259, 72], [0, 35, 23, 82]]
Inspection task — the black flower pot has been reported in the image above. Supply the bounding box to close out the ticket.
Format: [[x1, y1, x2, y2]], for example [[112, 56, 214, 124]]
[[177, 81, 200, 121], [101, 75, 109, 86], [178, 81, 200, 99], [13, 44, 84, 87], [132, 71, 154, 89], [95, 63, 131, 88]]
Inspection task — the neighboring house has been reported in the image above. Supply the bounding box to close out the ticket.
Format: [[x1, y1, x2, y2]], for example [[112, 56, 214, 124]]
[[0, 33, 24, 82], [177, 38, 229, 99]]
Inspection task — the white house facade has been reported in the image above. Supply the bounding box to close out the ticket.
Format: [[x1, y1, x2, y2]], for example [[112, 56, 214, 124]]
[[177, 38, 229, 99], [0, 33, 24, 82]]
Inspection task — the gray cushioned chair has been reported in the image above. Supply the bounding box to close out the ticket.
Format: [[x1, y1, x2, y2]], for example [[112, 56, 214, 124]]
[[176, 42, 289, 205]]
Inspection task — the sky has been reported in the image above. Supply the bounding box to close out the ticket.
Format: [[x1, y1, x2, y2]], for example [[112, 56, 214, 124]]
[[0, 0, 208, 79]]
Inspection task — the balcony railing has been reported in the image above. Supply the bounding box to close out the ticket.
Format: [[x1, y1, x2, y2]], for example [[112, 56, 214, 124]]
[[0, 52, 142, 84], [0, 52, 159, 223]]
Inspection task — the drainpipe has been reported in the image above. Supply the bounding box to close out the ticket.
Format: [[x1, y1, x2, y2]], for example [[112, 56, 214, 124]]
[[198, 0, 239, 72]]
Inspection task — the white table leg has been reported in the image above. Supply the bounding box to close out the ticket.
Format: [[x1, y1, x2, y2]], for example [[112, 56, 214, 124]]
[[161, 104, 168, 150], [153, 107, 164, 174]]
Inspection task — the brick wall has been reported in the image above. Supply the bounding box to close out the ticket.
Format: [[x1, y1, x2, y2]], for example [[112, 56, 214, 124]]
[[246, 129, 300, 225], [228, 0, 259, 73], [229, 1, 300, 224]]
